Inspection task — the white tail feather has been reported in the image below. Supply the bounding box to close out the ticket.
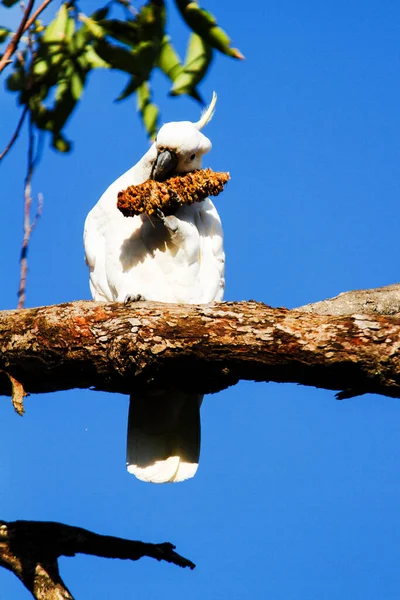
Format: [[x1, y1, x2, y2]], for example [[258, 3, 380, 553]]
[[194, 92, 217, 130], [127, 457, 199, 483], [127, 390, 203, 484]]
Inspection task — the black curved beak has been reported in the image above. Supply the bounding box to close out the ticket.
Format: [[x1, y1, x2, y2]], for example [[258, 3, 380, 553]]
[[151, 149, 178, 181]]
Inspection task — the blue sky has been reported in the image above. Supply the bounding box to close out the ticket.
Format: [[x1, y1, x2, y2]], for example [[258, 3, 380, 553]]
[[1, 1, 400, 598]]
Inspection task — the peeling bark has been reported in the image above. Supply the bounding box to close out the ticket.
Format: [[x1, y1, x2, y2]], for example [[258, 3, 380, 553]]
[[0, 520, 194, 600], [0, 286, 399, 401]]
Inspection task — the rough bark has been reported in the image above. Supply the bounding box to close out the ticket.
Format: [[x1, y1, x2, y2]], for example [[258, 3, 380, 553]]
[[297, 283, 400, 316], [0, 520, 194, 599], [0, 285, 400, 403]]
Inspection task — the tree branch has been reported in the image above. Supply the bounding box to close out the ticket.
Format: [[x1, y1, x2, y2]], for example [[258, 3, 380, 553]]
[[17, 113, 43, 309], [0, 0, 35, 75], [1, 285, 400, 402], [297, 283, 400, 316], [22, 0, 54, 35], [0, 520, 194, 599], [0, 105, 28, 163]]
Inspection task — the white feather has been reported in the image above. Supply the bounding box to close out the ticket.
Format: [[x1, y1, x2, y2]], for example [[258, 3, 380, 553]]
[[195, 91, 217, 131], [126, 391, 202, 484]]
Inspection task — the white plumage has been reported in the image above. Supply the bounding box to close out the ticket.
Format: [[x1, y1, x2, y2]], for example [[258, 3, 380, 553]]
[[84, 94, 225, 482]]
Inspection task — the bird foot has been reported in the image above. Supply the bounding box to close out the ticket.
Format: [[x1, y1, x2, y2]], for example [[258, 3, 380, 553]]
[[155, 208, 179, 233], [155, 207, 166, 222], [124, 294, 146, 305]]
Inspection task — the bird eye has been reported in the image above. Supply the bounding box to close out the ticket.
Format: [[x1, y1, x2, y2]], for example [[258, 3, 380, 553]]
[[190, 153, 196, 160]]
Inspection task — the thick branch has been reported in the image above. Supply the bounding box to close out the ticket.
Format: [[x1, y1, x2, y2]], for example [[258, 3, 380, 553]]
[[0, 290, 400, 400], [298, 283, 400, 316], [0, 520, 194, 599]]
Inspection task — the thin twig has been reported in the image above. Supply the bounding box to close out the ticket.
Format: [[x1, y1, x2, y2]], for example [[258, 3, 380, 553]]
[[17, 113, 43, 309], [0, 105, 29, 163], [117, 0, 139, 18], [23, 0, 54, 34], [0, 0, 35, 74]]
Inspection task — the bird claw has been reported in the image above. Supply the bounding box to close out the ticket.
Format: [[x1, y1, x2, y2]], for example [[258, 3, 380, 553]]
[[155, 207, 178, 233], [155, 207, 166, 222], [124, 294, 146, 305]]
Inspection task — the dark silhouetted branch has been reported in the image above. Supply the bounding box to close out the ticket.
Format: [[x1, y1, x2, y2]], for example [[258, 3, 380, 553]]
[[0, 520, 194, 599], [0, 105, 28, 163]]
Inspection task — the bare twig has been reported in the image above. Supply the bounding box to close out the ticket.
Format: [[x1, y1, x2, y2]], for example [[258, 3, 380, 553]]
[[22, 0, 54, 34], [0, 0, 35, 74], [17, 114, 43, 308], [0, 520, 195, 599], [0, 105, 29, 163], [0, 0, 55, 159]]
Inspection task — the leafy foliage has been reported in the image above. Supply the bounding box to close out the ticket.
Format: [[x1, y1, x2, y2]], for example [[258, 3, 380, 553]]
[[0, 0, 243, 151]]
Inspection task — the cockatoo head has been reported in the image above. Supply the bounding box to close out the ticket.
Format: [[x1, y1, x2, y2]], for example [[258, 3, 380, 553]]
[[151, 93, 217, 181]]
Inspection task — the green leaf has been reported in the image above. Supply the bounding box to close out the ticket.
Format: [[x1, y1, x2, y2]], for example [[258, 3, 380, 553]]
[[136, 0, 166, 44], [44, 75, 79, 133], [174, 0, 244, 59], [65, 15, 75, 41], [115, 76, 139, 101], [142, 103, 158, 137], [73, 7, 109, 48], [43, 4, 69, 44], [74, 9, 110, 50], [94, 39, 139, 75], [35, 37, 65, 67], [32, 59, 48, 77], [187, 4, 218, 28], [171, 33, 212, 96], [29, 49, 64, 92], [0, 27, 11, 42], [91, 6, 110, 21], [157, 35, 182, 82], [73, 22, 92, 50], [76, 52, 89, 72], [137, 81, 158, 139], [84, 45, 110, 69], [52, 132, 72, 153], [1, 0, 19, 7], [99, 19, 138, 47], [79, 14, 105, 40], [131, 40, 157, 78], [6, 69, 23, 92], [28, 96, 50, 128], [70, 69, 85, 100], [54, 78, 68, 102], [157, 35, 202, 102]]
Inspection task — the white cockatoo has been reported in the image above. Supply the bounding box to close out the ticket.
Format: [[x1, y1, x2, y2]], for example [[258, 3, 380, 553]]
[[84, 93, 225, 483]]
